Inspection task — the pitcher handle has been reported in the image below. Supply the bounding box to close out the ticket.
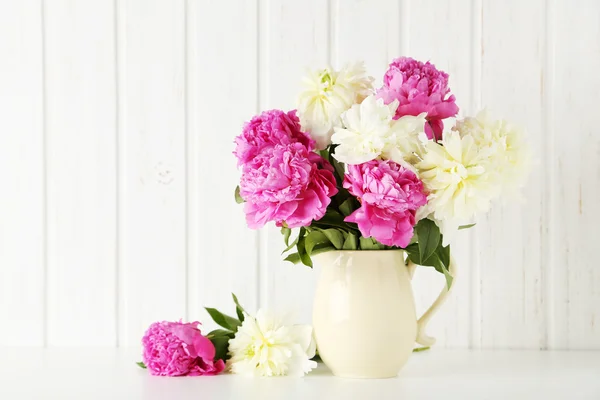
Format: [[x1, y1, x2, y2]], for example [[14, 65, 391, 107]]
[[407, 255, 457, 347]]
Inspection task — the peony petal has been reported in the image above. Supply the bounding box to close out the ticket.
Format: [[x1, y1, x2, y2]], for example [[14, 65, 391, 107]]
[[193, 334, 216, 362], [425, 119, 444, 141], [170, 322, 201, 346]]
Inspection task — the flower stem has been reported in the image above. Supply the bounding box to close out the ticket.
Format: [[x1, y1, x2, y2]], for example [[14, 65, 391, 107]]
[[413, 346, 430, 352]]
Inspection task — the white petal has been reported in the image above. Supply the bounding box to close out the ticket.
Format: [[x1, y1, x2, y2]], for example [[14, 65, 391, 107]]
[[296, 62, 374, 149], [289, 325, 316, 358], [286, 343, 318, 377]]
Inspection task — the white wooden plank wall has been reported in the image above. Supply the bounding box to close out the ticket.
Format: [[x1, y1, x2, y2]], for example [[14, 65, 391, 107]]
[[478, 0, 547, 349], [116, 0, 187, 348], [0, 0, 598, 349], [187, 0, 259, 328], [44, 0, 117, 346], [0, 1, 45, 346], [552, 0, 600, 349]]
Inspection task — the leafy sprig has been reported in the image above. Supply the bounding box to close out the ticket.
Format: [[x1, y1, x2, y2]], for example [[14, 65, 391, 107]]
[[203, 294, 321, 363], [203, 293, 247, 362], [282, 217, 458, 290]]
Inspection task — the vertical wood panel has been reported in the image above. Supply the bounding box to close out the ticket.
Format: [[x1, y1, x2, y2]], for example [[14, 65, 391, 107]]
[[117, 0, 187, 346], [408, 0, 474, 348], [479, 0, 546, 348], [187, 0, 259, 323], [261, 0, 329, 323], [469, 0, 483, 350], [551, 0, 600, 349], [0, 1, 45, 346], [44, 0, 117, 346], [333, 0, 400, 82]]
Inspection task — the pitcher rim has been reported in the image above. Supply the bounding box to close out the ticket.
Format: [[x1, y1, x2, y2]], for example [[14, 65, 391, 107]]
[[312, 249, 405, 255]]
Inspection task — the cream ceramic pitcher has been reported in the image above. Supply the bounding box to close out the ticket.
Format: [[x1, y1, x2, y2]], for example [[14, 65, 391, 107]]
[[312, 249, 456, 378]]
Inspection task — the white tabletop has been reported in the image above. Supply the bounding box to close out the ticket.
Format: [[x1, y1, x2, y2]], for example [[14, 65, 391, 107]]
[[0, 348, 598, 399]]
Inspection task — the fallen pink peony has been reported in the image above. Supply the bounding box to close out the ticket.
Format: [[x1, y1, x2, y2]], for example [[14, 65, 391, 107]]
[[141, 321, 225, 377]]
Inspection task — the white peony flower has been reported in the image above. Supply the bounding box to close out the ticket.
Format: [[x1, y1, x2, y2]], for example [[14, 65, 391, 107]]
[[297, 62, 374, 150], [416, 130, 497, 244], [331, 95, 427, 168], [227, 309, 317, 377], [454, 110, 531, 197]]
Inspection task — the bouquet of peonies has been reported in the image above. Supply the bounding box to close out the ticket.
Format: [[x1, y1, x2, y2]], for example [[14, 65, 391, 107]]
[[137, 57, 531, 379], [234, 57, 530, 286]]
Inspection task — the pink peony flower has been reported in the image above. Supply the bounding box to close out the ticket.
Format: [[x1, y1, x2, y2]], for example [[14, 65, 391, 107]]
[[343, 160, 427, 247], [240, 142, 338, 229], [345, 204, 417, 248], [377, 57, 458, 140], [142, 321, 225, 377], [234, 109, 315, 166]]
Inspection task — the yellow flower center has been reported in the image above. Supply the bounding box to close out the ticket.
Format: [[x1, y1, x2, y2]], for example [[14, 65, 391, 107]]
[[319, 70, 335, 96]]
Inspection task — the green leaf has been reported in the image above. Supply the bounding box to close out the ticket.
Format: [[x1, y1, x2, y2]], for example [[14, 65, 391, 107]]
[[312, 209, 358, 232], [232, 293, 246, 323], [281, 226, 292, 247], [406, 243, 437, 267], [136, 361, 147, 369], [437, 258, 453, 290], [359, 236, 386, 250], [234, 186, 244, 204], [459, 223, 476, 230], [207, 329, 235, 339], [284, 252, 301, 264], [282, 227, 302, 254], [204, 307, 241, 332], [342, 232, 358, 250], [405, 243, 421, 264], [297, 233, 313, 267], [209, 334, 232, 362], [326, 145, 346, 187], [332, 185, 351, 206], [415, 219, 440, 263], [331, 154, 346, 181], [312, 243, 336, 255], [284, 243, 335, 265], [436, 243, 450, 270], [235, 307, 245, 322], [431, 252, 453, 290], [339, 198, 352, 217], [339, 197, 359, 217], [282, 227, 305, 254], [305, 231, 331, 255], [320, 229, 344, 249], [359, 236, 374, 249], [406, 241, 453, 290]]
